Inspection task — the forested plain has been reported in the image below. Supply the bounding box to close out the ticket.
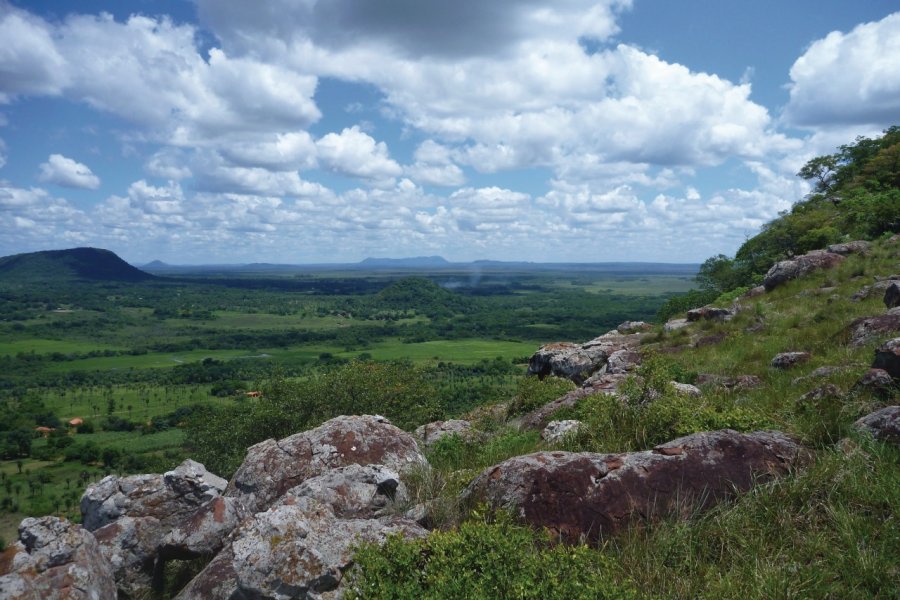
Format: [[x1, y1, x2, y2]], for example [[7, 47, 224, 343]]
[[0, 261, 695, 543]]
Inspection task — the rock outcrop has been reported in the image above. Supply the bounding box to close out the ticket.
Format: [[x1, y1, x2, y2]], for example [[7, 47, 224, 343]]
[[519, 374, 627, 431], [846, 314, 900, 347], [763, 251, 844, 291], [827, 240, 871, 256], [616, 321, 652, 334], [462, 429, 804, 545], [853, 406, 900, 444], [226, 414, 427, 513], [771, 352, 811, 369], [414, 419, 476, 448], [686, 306, 734, 322], [541, 420, 583, 444], [0, 516, 117, 600], [526, 332, 642, 384]]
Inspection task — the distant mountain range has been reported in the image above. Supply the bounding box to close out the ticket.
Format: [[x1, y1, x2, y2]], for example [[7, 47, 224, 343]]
[[358, 256, 450, 268], [0, 248, 154, 283]]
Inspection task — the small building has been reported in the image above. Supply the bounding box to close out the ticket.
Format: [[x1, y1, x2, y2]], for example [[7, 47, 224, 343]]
[[245, 391, 262, 398], [68, 417, 84, 427], [34, 426, 54, 437]]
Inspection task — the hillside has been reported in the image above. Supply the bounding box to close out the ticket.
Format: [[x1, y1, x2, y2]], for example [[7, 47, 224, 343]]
[[0, 247, 154, 283]]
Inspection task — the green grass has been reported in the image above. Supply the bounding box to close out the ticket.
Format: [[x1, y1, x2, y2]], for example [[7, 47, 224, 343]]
[[0, 338, 120, 356]]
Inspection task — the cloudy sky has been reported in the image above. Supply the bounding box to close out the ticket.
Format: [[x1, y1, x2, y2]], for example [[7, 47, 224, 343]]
[[1, 1, 898, 264]]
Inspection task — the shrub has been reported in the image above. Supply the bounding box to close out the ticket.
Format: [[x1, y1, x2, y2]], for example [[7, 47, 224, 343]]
[[506, 376, 575, 417], [347, 511, 637, 599]]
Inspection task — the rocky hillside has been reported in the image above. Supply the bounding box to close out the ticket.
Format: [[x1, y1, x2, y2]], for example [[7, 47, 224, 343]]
[[1, 236, 898, 599]]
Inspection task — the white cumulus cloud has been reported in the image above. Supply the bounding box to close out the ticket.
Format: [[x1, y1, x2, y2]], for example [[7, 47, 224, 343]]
[[38, 154, 101, 189]]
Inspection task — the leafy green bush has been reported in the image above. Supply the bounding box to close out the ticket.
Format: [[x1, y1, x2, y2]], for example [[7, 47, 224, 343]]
[[506, 375, 575, 417], [347, 512, 637, 599]]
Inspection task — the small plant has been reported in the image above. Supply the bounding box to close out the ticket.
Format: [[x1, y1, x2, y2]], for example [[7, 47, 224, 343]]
[[506, 376, 575, 417]]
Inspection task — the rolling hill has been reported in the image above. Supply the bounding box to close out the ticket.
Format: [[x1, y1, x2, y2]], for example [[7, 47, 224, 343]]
[[0, 247, 155, 283]]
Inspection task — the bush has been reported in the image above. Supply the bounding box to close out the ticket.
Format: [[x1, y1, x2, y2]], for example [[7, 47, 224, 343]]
[[347, 512, 637, 599], [506, 376, 575, 417]]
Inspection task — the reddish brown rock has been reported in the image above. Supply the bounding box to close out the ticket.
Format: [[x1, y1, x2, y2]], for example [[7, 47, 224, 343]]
[[846, 314, 900, 347], [0, 516, 117, 600], [160, 496, 247, 561], [462, 430, 805, 545], [853, 406, 900, 444], [771, 351, 811, 369], [763, 251, 844, 291], [225, 415, 427, 513], [92, 516, 163, 596]]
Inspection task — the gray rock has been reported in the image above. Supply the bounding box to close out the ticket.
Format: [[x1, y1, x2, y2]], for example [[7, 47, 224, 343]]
[[686, 306, 734, 322], [664, 318, 689, 332], [616, 321, 652, 334], [0, 516, 117, 600], [696, 374, 763, 390], [852, 280, 894, 302], [853, 368, 895, 396], [541, 420, 583, 444], [763, 251, 844, 291], [176, 497, 427, 600], [742, 285, 767, 298], [827, 240, 871, 256], [414, 419, 476, 449], [771, 352, 811, 369], [884, 282, 900, 309], [670, 382, 702, 397], [92, 515, 162, 596], [854, 406, 900, 444], [462, 430, 805, 545], [80, 459, 225, 532], [792, 365, 847, 385], [526, 332, 642, 384], [226, 415, 427, 513], [519, 374, 627, 431], [282, 463, 407, 518], [160, 496, 248, 561], [799, 384, 842, 402], [605, 349, 641, 374], [846, 314, 900, 347], [873, 337, 900, 379]]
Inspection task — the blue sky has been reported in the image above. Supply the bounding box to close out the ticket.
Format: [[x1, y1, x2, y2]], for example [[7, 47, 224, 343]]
[[0, 1, 898, 264]]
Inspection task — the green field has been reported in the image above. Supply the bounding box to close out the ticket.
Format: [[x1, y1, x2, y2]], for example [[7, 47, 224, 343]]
[[0, 338, 120, 356]]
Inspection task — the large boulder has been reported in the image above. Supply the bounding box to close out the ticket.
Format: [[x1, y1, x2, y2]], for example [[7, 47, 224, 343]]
[[763, 251, 844, 291], [159, 496, 248, 561], [605, 349, 641, 374], [80, 459, 226, 531], [462, 430, 804, 545], [873, 337, 900, 379], [853, 406, 900, 444], [92, 516, 163, 596], [827, 240, 871, 256], [414, 419, 476, 449], [175, 497, 426, 600], [0, 516, 117, 600], [526, 333, 641, 384], [846, 314, 900, 347], [616, 321, 652, 334], [226, 415, 427, 513], [282, 463, 407, 519]]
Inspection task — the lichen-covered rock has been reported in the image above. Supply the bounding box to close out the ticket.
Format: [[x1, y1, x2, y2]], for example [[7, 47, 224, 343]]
[[80, 459, 226, 531], [176, 497, 426, 600], [541, 420, 583, 444], [526, 333, 642, 384], [281, 464, 407, 519], [160, 496, 248, 561], [763, 251, 844, 291], [606, 349, 641, 374], [686, 306, 733, 322], [827, 240, 871, 256], [854, 368, 895, 396], [846, 314, 900, 347], [462, 430, 805, 545], [0, 516, 117, 600], [670, 382, 702, 397], [799, 384, 842, 402], [616, 321, 652, 334], [414, 419, 476, 449], [851, 279, 895, 302], [853, 406, 900, 444], [664, 318, 689, 332], [884, 282, 900, 309], [771, 351, 811, 369], [696, 374, 763, 390], [226, 415, 427, 513], [873, 337, 900, 379], [92, 515, 163, 596], [519, 374, 627, 431]]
